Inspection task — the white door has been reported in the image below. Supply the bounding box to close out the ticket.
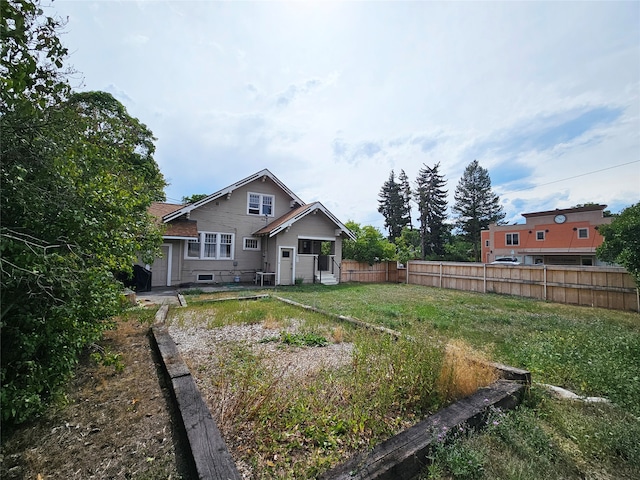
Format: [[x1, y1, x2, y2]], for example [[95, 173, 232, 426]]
[[278, 247, 294, 285]]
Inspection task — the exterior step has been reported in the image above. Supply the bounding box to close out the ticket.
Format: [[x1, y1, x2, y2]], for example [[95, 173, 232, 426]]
[[317, 272, 338, 285]]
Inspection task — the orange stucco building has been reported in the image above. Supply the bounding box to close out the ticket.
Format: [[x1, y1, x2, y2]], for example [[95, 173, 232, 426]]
[[481, 204, 613, 266]]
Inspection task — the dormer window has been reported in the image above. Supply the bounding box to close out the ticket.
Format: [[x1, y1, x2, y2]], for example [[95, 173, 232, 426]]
[[248, 192, 274, 216]]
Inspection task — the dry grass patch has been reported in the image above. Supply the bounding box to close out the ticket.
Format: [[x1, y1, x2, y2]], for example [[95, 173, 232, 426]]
[[437, 340, 499, 402]]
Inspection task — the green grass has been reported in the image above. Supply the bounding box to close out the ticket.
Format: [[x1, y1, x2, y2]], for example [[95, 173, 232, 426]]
[[178, 283, 640, 479]]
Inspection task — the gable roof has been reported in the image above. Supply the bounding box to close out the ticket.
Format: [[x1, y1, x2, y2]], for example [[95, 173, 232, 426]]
[[148, 202, 183, 219], [162, 169, 304, 223], [148, 202, 199, 238], [253, 202, 356, 240]]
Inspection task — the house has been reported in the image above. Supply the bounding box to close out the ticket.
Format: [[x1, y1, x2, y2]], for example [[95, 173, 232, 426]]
[[146, 169, 355, 287], [481, 204, 613, 266]]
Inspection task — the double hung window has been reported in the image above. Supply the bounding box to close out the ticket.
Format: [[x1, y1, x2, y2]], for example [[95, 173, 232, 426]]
[[248, 192, 274, 216], [506, 233, 520, 246], [186, 232, 234, 259]]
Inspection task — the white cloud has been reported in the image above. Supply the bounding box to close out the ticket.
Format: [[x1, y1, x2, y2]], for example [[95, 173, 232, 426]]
[[54, 0, 640, 229]]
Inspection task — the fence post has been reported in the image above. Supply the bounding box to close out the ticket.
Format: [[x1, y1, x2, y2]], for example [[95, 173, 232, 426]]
[[439, 262, 443, 288], [543, 265, 547, 301], [483, 263, 487, 293]]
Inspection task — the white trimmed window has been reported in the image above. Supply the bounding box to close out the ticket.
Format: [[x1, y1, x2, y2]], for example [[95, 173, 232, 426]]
[[247, 192, 274, 216], [536, 231, 545, 241], [578, 228, 589, 239], [506, 233, 520, 246], [243, 237, 260, 251], [185, 232, 235, 259]]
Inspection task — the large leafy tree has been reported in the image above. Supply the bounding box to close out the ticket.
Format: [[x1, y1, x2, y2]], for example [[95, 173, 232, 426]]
[[377, 170, 409, 242], [394, 227, 421, 265], [597, 202, 640, 286], [415, 162, 448, 259], [452, 160, 505, 261], [342, 221, 396, 265], [1, 1, 166, 425]]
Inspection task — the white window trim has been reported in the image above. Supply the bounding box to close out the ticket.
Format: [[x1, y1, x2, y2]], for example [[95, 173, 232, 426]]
[[243, 237, 261, 251], [577, 228, 589, 239], [536, 230, 545, 241], [506, 233, 520, 246], [184, 232, 235, 260], [247, 192, 275, 217]]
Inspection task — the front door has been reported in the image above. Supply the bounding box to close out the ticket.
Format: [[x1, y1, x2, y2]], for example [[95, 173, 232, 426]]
[[279, 247, 294, 285]]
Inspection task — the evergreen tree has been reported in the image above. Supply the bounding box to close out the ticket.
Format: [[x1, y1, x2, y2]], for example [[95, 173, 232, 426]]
[[415, 163, 449, 259], [398, 169, 413, 230], [378, 170, 408, 241], [452, 160, 505, 261]]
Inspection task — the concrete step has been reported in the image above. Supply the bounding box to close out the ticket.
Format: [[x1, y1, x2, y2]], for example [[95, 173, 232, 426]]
[[317, 272, 338, 285]]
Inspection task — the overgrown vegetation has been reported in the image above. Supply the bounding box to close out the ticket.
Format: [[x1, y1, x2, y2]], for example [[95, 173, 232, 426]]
[[1, 1, 165, 426], [236, 283, 639, 479], [170, 295, 499, 478]]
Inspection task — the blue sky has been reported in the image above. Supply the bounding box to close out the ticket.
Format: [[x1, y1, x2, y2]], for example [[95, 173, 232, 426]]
[[53, 0, 639, 230]]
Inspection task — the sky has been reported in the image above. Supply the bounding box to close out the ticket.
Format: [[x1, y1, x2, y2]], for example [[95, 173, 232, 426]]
[[51, 0, 640, 231]]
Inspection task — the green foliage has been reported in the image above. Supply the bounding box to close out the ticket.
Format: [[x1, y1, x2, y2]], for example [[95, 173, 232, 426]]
[[378, 170, 410, 241], [90, 347, 125, 373], [279, 331, 329, 347], [415, 162, 449, 258], [395, 227, 422, 264], [1, 0, 71, 111], [452, 160, 505, 261], [597, 202, 640, 285], [0, 2, 166, 426], [342, 221, 396, 264], [181, 193, 208, 204]]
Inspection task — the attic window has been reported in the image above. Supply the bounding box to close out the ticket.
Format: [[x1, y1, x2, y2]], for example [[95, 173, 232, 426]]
[[248, 192, 274, 216]]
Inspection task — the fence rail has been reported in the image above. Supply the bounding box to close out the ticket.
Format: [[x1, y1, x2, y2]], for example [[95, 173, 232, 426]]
[[340, 260, 639, 312]]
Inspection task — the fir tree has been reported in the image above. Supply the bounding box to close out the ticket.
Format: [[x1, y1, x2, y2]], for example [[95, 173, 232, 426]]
[[452, 160, 505, 261], [378, 170, 408, 241], [414, 162, 448, 259], [398, 169, 413, 230]]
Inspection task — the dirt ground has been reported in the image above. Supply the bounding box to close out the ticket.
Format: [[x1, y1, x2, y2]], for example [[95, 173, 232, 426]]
[[0, 314, 189, 480]]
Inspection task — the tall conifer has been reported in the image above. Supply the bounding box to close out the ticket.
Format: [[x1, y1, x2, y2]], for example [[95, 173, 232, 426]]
[[452, 160, 505, 261], [415, 163, 448, 258]]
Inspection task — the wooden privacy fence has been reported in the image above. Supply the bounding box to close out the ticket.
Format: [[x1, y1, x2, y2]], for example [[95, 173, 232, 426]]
[[340, 260, 639, 312], [341, 260, 402, 283]]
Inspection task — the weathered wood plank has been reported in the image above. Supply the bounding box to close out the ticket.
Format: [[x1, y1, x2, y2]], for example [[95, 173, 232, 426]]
[[151, 324, 242, 480], [320, 380, 525, 480], [172, 375, 242, 480], [152, 324, 191, 379]]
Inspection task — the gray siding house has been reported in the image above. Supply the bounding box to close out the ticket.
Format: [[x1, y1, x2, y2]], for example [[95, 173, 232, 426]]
[[147, 169, 355, 287]]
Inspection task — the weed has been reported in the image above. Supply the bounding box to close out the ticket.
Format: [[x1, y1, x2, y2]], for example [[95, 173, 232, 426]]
[[90, 345, 125, 373], [181, 288, 204, 296], [280, 331, 328, 347]]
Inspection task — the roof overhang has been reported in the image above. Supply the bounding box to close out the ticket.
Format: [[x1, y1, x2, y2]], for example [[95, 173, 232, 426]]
[[163, 169, 304, 223], [253, 202, 356, 240]]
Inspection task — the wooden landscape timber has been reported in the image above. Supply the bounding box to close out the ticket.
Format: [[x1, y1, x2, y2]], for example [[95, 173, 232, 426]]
[[151, 317, 242, 480], [319, 380, 527, 480]]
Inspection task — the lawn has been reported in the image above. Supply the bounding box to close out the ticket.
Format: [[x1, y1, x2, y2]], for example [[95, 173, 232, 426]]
[[180, 283, 640, 479]]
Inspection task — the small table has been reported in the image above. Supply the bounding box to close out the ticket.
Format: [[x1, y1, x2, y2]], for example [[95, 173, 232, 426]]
[[256, 271, 276, 287]]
